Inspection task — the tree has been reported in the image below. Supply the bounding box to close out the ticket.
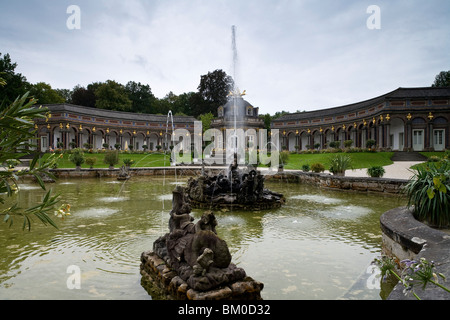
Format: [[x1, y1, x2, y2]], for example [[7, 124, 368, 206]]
[[198, 112, 215, 132], [28, 82, 66, 104], [260, 113, 273, 131], [432, 71, 450, 87], [173, 92, 196, 116], [125, 81, 156, 113], [95, 80, 132, 112], [55, 88, 72, 103], [188, 92, 209, 118], [197, 69, 234, 115], [71, 84, 96, 108], [0, 81, 67, 230], [0, 53, 29, 109]]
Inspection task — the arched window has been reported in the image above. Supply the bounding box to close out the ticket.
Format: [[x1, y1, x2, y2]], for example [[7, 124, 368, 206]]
[[412, 117, 426, 124]]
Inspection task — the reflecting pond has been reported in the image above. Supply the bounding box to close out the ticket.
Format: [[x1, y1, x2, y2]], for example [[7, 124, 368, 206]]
[[0, 176, 406, 300]]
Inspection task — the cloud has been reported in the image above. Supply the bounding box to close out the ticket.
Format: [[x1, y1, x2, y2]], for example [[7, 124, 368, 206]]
[[1, 0, 449, 114]]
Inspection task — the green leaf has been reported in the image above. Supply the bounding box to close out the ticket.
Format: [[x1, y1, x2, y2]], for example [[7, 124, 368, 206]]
[[427, 188, 435, 200], [29, 153, 39, 171]]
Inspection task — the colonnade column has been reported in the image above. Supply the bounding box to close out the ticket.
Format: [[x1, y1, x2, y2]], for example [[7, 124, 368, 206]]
[[385, 123, 391, 149], [379, 124, 384, 148], [428, 121, 434, 151]]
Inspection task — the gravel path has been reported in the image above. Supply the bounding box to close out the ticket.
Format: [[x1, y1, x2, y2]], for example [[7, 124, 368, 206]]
[[340, 161, 423, 180]]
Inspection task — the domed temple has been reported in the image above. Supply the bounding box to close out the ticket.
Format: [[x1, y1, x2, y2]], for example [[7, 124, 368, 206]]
[[210, 90, 265, 132]]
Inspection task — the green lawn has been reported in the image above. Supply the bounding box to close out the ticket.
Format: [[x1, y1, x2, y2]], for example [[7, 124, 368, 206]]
[[41, 152, 170, 169], [43, 151, 400, 170], [411, 151, 449, 170], [283, 152, 395, 170]]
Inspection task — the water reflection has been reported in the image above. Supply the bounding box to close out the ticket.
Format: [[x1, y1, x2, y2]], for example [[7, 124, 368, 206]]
[[0, 176, 405, 300]]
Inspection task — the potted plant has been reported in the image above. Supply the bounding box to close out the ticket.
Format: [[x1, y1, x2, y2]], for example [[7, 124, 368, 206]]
[[344, 140, 353, 148], [85, 157, 97, 169], [329, 154, 353, 176], [329, 141, 339, 149], [404, 161, 450, 228], [366, 139, 376, 150], [123, 158, 134, 169], [104, 150, 119, 169], [68, 148, 85, 170], [367, 165, 385, 178], [311, 162, 325, 173], [278, 150, 290, 171]]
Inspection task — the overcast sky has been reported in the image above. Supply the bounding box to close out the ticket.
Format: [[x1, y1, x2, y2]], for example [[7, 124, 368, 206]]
[[1, 0, 449, 115]]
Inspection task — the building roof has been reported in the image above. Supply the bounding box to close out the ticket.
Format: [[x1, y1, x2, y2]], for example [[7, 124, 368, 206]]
[[42, 103, 197, 123], [273, 87, 450, 122]]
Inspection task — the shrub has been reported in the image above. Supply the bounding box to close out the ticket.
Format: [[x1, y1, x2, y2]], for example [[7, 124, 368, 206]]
[[301, 164, 310, 172], [104, 150, 119, 168], [68, 148, 85, 167], [329, 141, 340, 149], [344, 140, 353, 148], [366, 139, 376, 149], [85, 157, 97, 169], [123, 158, 135, 167], [404, 161, 450, 228], [329, 154, 353, 176], [279, 150, 290, 167], [311, 162, 325, 173], [367, 165, 385, 178]]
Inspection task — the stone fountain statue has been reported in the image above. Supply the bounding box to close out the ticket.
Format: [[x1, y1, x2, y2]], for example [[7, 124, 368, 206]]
[[185, 154, 285, 211], [117, 165, 130, 180], [140, 185, 263, 300]]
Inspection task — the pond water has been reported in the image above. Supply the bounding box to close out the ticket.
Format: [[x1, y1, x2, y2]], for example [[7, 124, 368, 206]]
[[0, 175, 405, 300]]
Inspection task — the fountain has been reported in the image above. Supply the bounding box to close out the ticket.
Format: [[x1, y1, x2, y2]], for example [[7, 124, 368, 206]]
[[117, 165, 131, 181], [185, 153, 285, 211], [140, 26, 274, 299], [140, 185, 263, 300], [183, 26, 284, 211]]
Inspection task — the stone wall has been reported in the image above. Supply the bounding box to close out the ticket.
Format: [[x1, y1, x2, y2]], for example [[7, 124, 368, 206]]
[[380, 207, 450, 300], [45, 168, 408, 195], [267, 171, 408, 195]]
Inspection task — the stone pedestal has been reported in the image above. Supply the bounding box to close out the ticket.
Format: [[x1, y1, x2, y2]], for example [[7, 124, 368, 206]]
[[140, 251, 264, 300]]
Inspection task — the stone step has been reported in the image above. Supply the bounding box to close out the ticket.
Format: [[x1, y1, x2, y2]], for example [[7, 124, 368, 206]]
[[391, 151, 428, 162]]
